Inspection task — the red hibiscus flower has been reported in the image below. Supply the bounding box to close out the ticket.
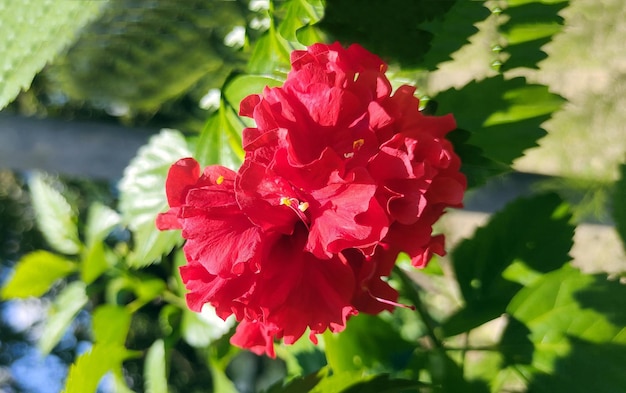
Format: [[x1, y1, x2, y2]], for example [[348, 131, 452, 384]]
[[157, 42, 466, 357]]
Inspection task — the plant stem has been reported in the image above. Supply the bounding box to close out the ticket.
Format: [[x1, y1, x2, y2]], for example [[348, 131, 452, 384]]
[[393, 266, 443, 348]]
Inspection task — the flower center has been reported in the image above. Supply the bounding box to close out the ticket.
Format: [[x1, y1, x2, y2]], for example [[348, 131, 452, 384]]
[[343, 138, 365, 159], [280, 196, 310, 229]]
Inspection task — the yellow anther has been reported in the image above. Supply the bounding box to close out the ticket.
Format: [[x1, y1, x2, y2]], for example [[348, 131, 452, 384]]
[[298, 202, 309, 212], [216, 175, 224, 185], [280, 197, 292, 206], [353, 139, 365, 150]]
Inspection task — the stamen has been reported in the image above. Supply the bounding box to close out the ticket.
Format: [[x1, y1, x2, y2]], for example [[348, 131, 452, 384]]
[[279, 196, 310, 230], [353, 139, 365, 150], [368, 290, 416, 310], [216, 175, 224, 185]]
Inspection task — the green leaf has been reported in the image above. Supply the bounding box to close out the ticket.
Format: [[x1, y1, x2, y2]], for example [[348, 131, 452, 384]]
[[119, 129, 190, 267], [310, 371, 431, 393], [144, 339, 168, 393], [51, 1, 247, 111], [444, 193, 573, 336], [80, 240, 110, 285], [29, 173, 81, 255], [612, 163, 626, 251], [446, 128, 509, 189], [264, 368, 327, 393], [195, 107, 245, 170], [63, 343, 129, 393], [247, 27, 291, 74], [1, 251, 76, 299], [39, 281, 89, 354], [318, 0, 455, 68], [92, 305, 131, 346], [324, 314, 416, 373], [500, 0, 568, 71], [419, 0, 491, 71], [504, 265, 626, 392], [209, 358, 239, 393], [85, 202, 120, 246], [181, 307, 234, 348], [276, 0, 324, 43], [0, 0, 105, 109], [81, 202, 120, 283], [222, 74, 284, 111], [436, 75, 564, 166]]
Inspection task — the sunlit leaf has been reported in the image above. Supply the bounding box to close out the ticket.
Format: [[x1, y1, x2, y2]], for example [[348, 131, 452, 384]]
[[39, 281, 89, 354], [500, 0, 568, 71], [419, 0, 491, 70], [504, 265, 626, 392], [276, 0, 324, 43], [145, 339, 168, 393], [0, 0, 105, 109], [85, 202, 120, 246], [444, 193, 573, 336], [81, 203, 119, 284], [92, 305, 131, 346], [29, 173, 81, 255], [436, 76, 564, 166], [119, 129, 190, 267], [222, 74, 283, 110], [1, 251, 76, 299], [80, 240, 110, 285], [63, 343, 130, 393], [182, 306, 235, 348], [247, 28, 291, 74], [195, 107, 245, 170]]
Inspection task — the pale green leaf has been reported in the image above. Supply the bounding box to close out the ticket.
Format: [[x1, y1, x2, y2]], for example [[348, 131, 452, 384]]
[[40, 281, 88, 354], [222, 74, 283, 111], [29, 173, 81, 255], [119, 129, 190, 267], [81, 203, 119, 283], [63, 343, 129, 393], [145, 339, 168, 393], [0, 0, 106, 109], [92, 305, 131, 346], [182, 306, 234, 348], [80, 240, 110, 285], [1, 251, 76, 299], [85, 202, 120, 246]]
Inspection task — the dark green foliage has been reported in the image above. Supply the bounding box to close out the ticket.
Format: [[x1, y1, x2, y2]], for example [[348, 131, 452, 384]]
[[500, 0, 569, 71], [445, 193, 573, 336], [436, 76, 564, 166], [318, 0, 456, 67], [52, 0, 250, 112], [612, 163, 626, 251]]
